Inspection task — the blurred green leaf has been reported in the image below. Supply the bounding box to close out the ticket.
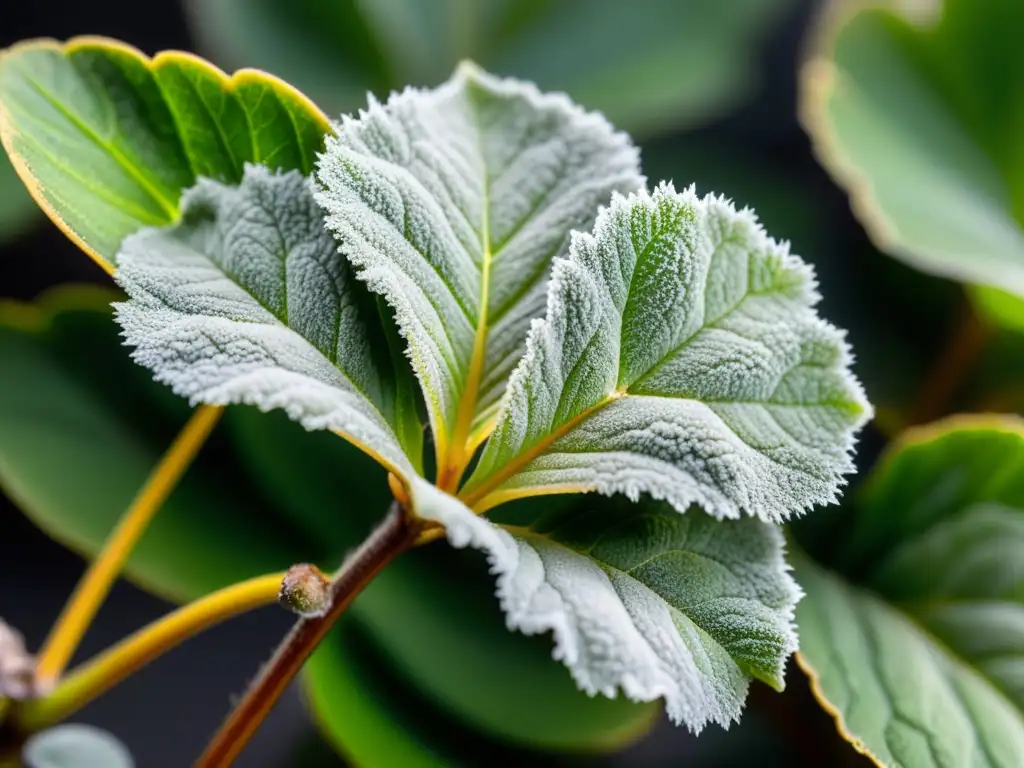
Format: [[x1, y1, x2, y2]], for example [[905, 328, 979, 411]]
[[803, 0, 1024, 328], [792, 416, 1024, 766], [186, 0, 797, 137], [22, 724, 133, 768], [970, 285, 1024, 335], [0, 286, 300, 601], [0, 37, 330, 269], [0, 149, 40, 244], [0, 288, 656, 756]]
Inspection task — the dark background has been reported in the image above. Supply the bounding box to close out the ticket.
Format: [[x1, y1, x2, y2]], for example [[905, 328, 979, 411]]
[[0, 0, 921, 765]]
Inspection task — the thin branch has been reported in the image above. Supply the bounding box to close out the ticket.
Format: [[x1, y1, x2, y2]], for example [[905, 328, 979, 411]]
[[912, 304, 991, 425], [195, 503, 415, 768], [16, 573, 283, 733], [35, 405, 225, 685]]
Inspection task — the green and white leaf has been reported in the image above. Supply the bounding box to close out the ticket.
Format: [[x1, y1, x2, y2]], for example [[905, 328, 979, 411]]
[[461, 183, 871, 521], [0, 37, 330, 269], [802, 0, 1024, 314], [115, 164, 422, 475], [23, 725, 134, 768], [410, 478, 800, 733], [314, 62, 642, 460], [794, 417, 1024, 767]]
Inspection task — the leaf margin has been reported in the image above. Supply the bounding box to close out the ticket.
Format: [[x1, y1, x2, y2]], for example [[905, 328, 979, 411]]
[[792, 412, 1024, 768], [0, 34, 333, 275]]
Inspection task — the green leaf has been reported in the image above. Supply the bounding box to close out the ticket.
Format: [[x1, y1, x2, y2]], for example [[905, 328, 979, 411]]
[[970, 285, 1024, 336], [315, 62, 642, 479], [354, 522, 658, 750], [802, 0, 1024, 319], [461, 183, 871, 521], [409, 477, 801, 733], [22, 725, 133, 768], [115, 164, 423, 476], [0, 290, 656, 755], [186, 0, 797, 138], [0, 37, 330, 270], [0, 148, 40, 243], [793, 416, 1024, 767]]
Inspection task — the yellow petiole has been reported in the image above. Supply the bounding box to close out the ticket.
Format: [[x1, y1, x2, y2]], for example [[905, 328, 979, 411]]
[[34, 405, 224, 686], [17, 573, 284, 732]]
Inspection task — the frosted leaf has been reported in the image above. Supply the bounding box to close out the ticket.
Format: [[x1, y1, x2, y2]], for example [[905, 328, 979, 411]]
[[314, 62, 643, 471], [115, 164, 422, 476], [461, 183, 872, 521], [410, 477, 801, 733]]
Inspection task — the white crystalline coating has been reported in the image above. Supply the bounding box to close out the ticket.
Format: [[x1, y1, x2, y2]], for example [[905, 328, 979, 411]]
[[314, 62, 644, 441], [115, 165, 420, 477], [410, 478, 801, 733], [464, 183, 873, 522]]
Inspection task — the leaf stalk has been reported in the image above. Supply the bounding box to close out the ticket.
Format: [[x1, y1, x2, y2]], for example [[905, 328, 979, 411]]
[[15, 573, 283, 732], [34, 405, 224, 686], [195, 502, 415, 768]]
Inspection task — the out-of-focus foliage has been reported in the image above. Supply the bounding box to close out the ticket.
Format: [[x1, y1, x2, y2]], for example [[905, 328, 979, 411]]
[[802, 0, 1024, 328], [793, 417, 1024, 768], [186, 0, 796, 138]]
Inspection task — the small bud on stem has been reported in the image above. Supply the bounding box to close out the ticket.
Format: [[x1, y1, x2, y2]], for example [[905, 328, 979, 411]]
[[0, 619, 37, 701], [278, 565, 330, 618]]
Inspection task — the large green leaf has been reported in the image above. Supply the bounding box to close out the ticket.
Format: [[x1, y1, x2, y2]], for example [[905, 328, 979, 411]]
[[315, 62, 642, 480], [410, 477, 800, 734], [0, 37, 330, 270], [461, 183, 871, 520], [802, 0, 1024, 316], [0, 289, 656, 756], [186, 0, 796, 138], [0, 149, 40, 243], [116, 165, 423, 476], [793, 416, 1024, 767]]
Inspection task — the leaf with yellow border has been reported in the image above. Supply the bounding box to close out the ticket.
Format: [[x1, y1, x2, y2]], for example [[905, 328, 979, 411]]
[[802, 0, 1024, 327], [0, 36, 331, 272], [793, 416, 1024, 767]]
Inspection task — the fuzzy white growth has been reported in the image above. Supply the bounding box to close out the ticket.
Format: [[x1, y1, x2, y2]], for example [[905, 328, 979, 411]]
[[409, 478, 802, 733], [115, 165, 418, 477], [314, 62, 644, 439], [466, 182, 872, 522]]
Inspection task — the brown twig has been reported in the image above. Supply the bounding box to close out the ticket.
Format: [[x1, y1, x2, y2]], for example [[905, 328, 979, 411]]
[[194, 502, 415, 768], [912, 303, 991, 425]]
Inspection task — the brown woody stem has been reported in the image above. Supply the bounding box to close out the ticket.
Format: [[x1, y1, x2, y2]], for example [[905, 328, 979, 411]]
[[912, 304, 991, 425], [194, 503, 415, 768]]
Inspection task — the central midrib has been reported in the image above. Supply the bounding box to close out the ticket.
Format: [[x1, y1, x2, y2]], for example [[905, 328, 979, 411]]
[[436, 103, 492, 490]]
